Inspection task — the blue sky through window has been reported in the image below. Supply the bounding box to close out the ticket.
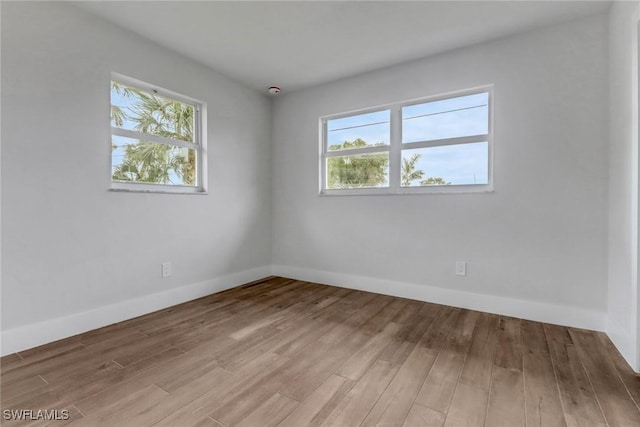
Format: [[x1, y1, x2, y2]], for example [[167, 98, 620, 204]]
[[327, 110, 390, 149], [402, 92, 488, 185], [402, 142, 488, 186], [325, 91, 489, 187], [110, 89, 130, 172], [403, 92, 488, 143]]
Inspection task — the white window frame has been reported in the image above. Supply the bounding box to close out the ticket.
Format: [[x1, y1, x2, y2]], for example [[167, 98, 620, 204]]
[[320, 85, 493, 196], [109, 73, 207, 194]]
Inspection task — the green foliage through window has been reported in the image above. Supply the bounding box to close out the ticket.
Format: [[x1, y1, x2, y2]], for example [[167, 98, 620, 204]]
[[322, 89, 490, 193], [327, 139, 388, 189], [110, 80, 199, 187]]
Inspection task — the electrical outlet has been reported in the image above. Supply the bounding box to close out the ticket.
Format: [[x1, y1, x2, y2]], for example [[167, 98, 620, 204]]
[[455, 261, 466, 276], [161, 261, 172, 278]]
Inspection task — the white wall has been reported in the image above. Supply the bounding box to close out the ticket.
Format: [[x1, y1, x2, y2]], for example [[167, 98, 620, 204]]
[[272, 14, 610, 331], [608, 0, 640, 372], [0, 2, 272, 354], [1, 2, 625, 368]]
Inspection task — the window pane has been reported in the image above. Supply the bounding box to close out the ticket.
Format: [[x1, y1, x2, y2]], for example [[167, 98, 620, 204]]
[[326, 152, 389, 189], [327, 110, 390, 151], [111, 81, 194, 143], [400, 142, 488, 187], [402, 92, 488, 143], [112, 136, 197, 186]]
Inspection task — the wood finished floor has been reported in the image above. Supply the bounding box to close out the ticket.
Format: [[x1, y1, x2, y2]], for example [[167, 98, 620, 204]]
[[2, 277, 640, 427]]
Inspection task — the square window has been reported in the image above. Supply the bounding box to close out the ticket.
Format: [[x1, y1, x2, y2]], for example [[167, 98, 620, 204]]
[[110, 74, 206, 193]]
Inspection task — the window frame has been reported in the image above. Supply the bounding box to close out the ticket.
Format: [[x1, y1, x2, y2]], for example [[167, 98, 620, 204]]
[[319, 85, 493, 196], [109, 73, 207, 194]]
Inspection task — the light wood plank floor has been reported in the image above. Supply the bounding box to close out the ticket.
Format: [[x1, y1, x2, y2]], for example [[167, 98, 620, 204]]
[[2, 277, 639, 426]]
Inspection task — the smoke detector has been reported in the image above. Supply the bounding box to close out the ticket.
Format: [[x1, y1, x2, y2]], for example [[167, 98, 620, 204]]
[[268, 86, 281, 95]]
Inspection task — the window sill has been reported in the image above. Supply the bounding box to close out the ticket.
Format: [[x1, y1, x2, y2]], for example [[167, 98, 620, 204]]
[[319, 184, 494, 197], [110, 183, 207, 195]]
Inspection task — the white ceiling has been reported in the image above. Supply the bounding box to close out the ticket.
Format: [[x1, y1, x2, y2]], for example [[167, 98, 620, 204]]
[[75, 1, 611, 94]]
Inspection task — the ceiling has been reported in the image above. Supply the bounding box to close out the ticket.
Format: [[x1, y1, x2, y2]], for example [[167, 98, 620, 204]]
[[75, 1, 611, 94]]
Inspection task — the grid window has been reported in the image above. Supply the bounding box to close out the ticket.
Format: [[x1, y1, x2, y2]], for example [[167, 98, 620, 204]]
[[321, 87, 492, 194], [110, 74, 206, 193]]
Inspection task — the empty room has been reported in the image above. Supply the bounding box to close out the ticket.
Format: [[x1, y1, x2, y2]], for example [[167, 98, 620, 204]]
[[1, 0, 639, 426]]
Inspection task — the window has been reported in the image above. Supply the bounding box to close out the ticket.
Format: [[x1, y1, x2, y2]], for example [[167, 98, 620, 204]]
[[320, 86, 492, 195], [110, 74, 206, 193]]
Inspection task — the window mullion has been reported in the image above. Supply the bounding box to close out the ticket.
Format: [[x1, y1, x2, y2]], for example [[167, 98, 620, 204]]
[[324, 145, 390, 157], [320, 120, 328, 192], [194, 107, 202, 187], [402, 134, 489, 150], [389, 105, 402, 191], [112, 127, 198, 150]]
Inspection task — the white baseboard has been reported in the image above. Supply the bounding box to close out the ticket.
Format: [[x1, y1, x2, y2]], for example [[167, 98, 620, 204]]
[[272, 265, 606, 332], [0, 266, 272, 356], [606, 316, 639, 372], [1, 264, 614, 363]]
